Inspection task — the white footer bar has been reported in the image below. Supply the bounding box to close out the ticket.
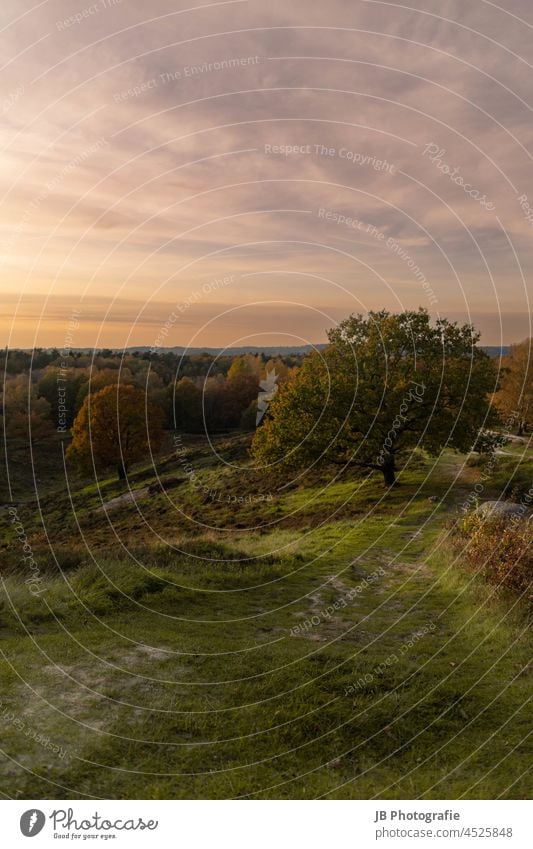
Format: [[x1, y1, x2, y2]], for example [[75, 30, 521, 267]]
[[2, 799, 530, 848]]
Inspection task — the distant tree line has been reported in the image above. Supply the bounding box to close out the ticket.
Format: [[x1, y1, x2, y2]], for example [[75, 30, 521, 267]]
[[0, 349, 299, 446], [1, 320, 531, 483]]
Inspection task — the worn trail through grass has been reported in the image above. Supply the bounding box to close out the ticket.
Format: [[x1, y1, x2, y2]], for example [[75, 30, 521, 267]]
[[0, 444, 531, 798]]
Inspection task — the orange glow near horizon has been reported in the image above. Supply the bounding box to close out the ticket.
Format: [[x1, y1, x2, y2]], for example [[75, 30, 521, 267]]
[[1, 0, 531, 349]]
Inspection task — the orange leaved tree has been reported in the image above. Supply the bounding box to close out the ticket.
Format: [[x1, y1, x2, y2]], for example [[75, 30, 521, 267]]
[[67, 383, 163, 480]]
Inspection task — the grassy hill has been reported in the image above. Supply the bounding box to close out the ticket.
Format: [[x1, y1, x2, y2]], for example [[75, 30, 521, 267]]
[[0, 434, 531, 799]]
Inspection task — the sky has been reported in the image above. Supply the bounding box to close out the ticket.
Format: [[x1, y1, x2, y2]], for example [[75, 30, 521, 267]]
[[1, 0, 532, 349]]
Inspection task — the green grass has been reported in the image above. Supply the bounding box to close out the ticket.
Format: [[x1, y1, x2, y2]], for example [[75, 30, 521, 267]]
[[0, 437, 531, 799]]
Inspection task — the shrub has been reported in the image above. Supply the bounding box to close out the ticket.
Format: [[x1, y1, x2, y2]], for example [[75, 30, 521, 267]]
[[453, 511, 532, 602]]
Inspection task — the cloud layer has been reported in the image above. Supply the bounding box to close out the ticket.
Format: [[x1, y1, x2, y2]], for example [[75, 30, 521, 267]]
[[1, 0, 532, 347]]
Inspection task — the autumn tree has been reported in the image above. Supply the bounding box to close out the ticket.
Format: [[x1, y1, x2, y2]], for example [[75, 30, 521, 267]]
[[494, 338, 532, 435], [67, 383, 163, 480], [172, 377, 203, 432], [252, 310, 500, 485], [227, 353, 263, 380], [37, 367, 87, 428], [221, 373, 260, 428], [1, 374, 54, 442], [74, 367, 135, 410], [237, 359, 296, 431], [263, 357, 295, 383]]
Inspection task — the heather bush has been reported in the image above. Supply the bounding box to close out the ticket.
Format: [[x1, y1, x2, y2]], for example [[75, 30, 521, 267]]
[[454, 511, 532, 602]]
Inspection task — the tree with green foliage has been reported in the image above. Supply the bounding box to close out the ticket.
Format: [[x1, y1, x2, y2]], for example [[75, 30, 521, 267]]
[[252, 309, 500, 485], [67, 383, 163, 480]]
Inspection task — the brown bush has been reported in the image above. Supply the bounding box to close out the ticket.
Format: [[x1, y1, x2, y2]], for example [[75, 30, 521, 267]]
[[453, 511, 532, 602]]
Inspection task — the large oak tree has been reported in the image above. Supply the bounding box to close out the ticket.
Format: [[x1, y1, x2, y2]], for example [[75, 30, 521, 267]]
[[252, 310, 500, 485]]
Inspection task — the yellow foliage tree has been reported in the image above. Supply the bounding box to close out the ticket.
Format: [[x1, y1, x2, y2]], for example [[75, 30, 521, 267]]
[[494, 339, 533, 434]]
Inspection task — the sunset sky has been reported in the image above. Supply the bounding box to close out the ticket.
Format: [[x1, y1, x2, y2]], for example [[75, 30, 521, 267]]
[[1, 0, 532, 349]]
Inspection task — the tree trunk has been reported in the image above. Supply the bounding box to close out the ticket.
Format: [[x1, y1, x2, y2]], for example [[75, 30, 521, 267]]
[[381, 457, 396, 486], [117, 461, 128, 480]]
